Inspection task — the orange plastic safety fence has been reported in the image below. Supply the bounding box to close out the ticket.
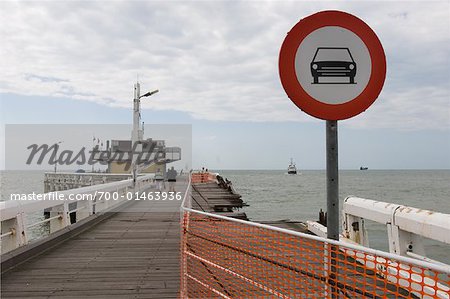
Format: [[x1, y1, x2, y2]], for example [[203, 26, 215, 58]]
[[180, 211, 450, 298], [191, 172, 215, 184]]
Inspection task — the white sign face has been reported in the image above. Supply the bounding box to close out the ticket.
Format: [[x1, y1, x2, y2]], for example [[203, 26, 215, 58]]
[[295, 26, 372, 105]]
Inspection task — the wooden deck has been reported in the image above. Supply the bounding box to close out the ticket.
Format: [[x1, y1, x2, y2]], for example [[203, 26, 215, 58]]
[[1, 179, 188, 299], [190, 176, 248, 218]]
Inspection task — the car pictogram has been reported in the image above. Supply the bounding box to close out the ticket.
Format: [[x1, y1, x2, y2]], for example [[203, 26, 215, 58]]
[[310, 47, 357, 84]]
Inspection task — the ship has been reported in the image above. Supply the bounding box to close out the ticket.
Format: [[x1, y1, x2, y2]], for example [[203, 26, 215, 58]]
[[287, 158, 297, 174]]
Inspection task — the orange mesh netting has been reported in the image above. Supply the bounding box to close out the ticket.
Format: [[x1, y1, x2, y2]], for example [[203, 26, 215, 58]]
[[181, 174, 449, 298], [180, 211, 450, 299], [191, 172, 216, 184]]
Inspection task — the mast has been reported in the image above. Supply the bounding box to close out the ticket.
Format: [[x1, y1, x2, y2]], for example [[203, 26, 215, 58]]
[[131, 82, 141, 181], [132, 82, 143, 143]]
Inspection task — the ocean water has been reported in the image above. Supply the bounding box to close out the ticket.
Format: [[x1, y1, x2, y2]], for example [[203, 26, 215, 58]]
[[1, 170, 449, 262], [216, 169, 450, 263], [0, 170, 45, 201]]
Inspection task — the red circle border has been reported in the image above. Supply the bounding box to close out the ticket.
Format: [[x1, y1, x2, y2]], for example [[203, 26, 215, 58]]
[[279, 10, 387, 120]]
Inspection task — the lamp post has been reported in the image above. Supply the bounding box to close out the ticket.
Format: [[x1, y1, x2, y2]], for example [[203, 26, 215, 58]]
[[131, 83, 159, 183], [140, 90, 159, 99], [54, 141, 63, 173]]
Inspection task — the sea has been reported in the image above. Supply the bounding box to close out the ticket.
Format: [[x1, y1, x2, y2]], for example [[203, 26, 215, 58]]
[[1, 169, 449, 263], [216, 169, 450, 263]]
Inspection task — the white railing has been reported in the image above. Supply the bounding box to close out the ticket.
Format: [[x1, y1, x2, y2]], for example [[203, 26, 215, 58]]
[[341, 196, 450, 264], [1, 174, 154, 254], [181, 174, 450, 298], [44, 172, 134, 192]]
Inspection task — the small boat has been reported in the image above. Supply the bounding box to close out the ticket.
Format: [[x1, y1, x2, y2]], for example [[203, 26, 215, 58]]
[[287, 158, 297, 174], [360, 166, 368, 170]]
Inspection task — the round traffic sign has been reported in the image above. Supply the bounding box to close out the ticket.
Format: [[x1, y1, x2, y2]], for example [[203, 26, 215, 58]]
[[279, 10, 386, 120]]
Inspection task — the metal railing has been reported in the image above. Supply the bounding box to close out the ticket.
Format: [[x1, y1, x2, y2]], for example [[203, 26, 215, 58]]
[[180, 173, 450, 298], [341, 196, 449, 264], [44, 172, 135, 192], [1, 174, 154, 254]]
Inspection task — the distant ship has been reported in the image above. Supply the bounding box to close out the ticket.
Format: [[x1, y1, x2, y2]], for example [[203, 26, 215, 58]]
[[287, 158, 297, 174], [360, 166, 368, 170]]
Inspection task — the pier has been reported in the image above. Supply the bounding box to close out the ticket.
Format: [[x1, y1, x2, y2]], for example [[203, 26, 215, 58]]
[[2, 173, 449, 298], [1, 176, 187, 298]]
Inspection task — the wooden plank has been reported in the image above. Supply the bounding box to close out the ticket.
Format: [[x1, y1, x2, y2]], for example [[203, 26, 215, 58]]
[[191, 181, 248, 219]]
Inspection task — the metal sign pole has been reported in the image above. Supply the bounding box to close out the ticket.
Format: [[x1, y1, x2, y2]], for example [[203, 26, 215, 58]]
[[279, 11, 386, 299], [326, 120, 339, 298], [326, 120, 339, 240]]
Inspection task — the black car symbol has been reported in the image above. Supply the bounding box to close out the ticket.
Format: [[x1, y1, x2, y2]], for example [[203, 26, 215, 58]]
[[311, 47, 356, 84]]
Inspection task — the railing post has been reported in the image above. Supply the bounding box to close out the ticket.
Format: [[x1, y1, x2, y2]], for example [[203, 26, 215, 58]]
[[63, 202, 71, 227], [49, 205, 64, 233], [1, 214, 28, 253], [88, 195, 94, 215], [343, 214, 369, 247], [1, 219, 16, 253], [16, 212, 29, 247], [390, 225, 426, 257], [180, 211, 187, 298]]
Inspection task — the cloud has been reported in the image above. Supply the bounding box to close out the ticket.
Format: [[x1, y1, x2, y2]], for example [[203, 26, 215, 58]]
[[0, 1, 448, 130], [346, 85, 450, 130], [25, 74, 68, 83]]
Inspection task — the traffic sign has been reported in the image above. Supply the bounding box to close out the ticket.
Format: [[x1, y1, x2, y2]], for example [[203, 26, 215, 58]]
[[279, 10, 386, 120]]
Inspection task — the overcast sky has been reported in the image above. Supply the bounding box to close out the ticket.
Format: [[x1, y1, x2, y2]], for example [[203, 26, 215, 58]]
[[1, 1, 449, 170]]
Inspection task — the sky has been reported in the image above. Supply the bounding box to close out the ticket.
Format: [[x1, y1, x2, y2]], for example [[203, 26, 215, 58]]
[[0, 1, 449, 170]]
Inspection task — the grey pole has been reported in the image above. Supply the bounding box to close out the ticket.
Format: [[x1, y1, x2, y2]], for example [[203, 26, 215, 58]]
[[326, 120, 339, 298], [326, 120, 339, 240]]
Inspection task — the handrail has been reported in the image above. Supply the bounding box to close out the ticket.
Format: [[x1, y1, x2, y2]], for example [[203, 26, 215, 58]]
[[181, 207, 450, 275], [26, 214, 62, 228], [342, 196, 450, 261], [180, 171, 192, 209], [44, 172, 135, 176], [1, 174, 154, 254], [1, 174, 153, 221]]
